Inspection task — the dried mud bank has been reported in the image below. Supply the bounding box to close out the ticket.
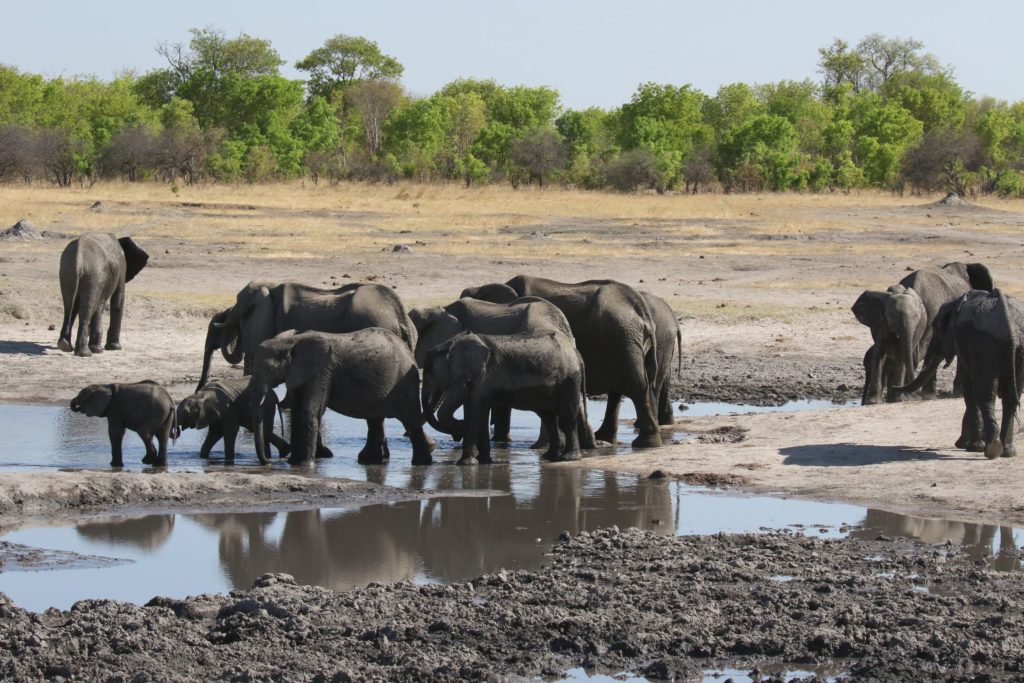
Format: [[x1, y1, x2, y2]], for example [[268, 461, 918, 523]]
[[0, 471, 436, 527], [2, 527, 1023, 681]]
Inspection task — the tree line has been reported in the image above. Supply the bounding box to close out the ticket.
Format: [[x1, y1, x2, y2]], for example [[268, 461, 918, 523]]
[[1, 29, 1023, 196]]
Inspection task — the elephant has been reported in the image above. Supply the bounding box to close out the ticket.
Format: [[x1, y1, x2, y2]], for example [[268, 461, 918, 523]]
[[249, 329, 435, 466], [198, 282, 417, 390], [421, 331, 591, 465], [58, 233, 149, 356], [409, 296, 574, 443], [176, 377, 290, 464], [852, 284, 927, 404], [70, 381, 178, 467], [640, 292, 681, 424], [896, 289, 1024, 459], [460, 275, 662, 448]]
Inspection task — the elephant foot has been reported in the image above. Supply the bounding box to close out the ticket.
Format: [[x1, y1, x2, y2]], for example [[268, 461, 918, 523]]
[[74, 347, 92, 357], [1002, 445, 1017, 458], [544, 449, 581, 463], [58, 338, 73, 352], [104, 342, 122, 351], [593, 427, 617, 444], [276, 446, 291, 459], [315, 444, 334, 459], [529, 437, 550, 450], [357, 443, 389, 465], [224, 457, 235, 466], [491, 433, 511, 443], [411, 455, 433, 466], [142, 454, 155, 465], [964, 440, 986, 453], [477, 453, 493, 464], [110, 459, 124, 468], [457, 456, 479, 466], [89, 344, 104, 354], [658, 415, 675, 426], [921, 391, 939, 401], [985, 442, 1004, 459], [199, 452, 210, 459], [287, 455, 312, 467], [631, 433, 663, 449]]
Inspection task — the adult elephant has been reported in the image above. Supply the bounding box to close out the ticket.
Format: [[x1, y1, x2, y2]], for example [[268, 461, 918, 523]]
[[249, 329, 435, 466], [461, 275, 661, 447], [640, 292, 681, 425], [895, 289, 1024, 459], [58, 233, 149, 356], [197, 282, 416, 390], [852, 284, 927, 404], [409, 296, 574, 442]]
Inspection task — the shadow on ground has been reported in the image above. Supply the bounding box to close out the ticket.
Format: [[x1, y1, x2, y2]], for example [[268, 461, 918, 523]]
[[0, 340, 50, 356], [780, 443, 970, 467]]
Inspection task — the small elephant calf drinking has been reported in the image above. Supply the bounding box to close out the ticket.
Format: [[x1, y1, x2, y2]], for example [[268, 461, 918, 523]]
[[176, 377, 290, 464], [70, 381, 178, 467]]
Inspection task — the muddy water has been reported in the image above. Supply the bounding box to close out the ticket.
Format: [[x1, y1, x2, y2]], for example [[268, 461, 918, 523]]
[[0, 399, 1020, 614]]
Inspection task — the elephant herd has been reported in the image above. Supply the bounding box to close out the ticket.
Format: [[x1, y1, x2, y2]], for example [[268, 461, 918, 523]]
[[854, 261, 1024, 459], [59, 233, 678, 467], [57, 232, 1024, 469]]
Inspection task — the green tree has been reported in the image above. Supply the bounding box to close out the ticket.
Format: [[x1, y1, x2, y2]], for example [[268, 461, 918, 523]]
[[296, 34, 403, 101], [717, 114, 802, 191]]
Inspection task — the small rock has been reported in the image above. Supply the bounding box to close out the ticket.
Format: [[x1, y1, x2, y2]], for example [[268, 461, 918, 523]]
[[0, 220, 43, 240], [391, 244, 412, 253]]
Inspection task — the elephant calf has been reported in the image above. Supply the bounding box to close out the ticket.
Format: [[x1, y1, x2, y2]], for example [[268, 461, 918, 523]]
[[422, 331, 594, 465], [70, 381, 178, 467], [177, 378, 290, 465]]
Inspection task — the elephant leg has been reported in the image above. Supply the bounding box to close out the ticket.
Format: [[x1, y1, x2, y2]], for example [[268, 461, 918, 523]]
[[269, 433, 291, 459], [629, 387, 663, 449], [358, 418, 389, 465], [315, 432, 334, 459], [458, 400, 486, 466], [594, 393, 622, 444], [58, 288, 77, 352], [998, 390, 1018, 459], [199, 425, 222, 459], [108, 418, 125, 468], [554, 398, 582, 462], [289, 385, 325, 466], [657, 379, 674, 425], [74, 297, 97, 356], [154, 413, 171, 467], [139, 431, 157, 465], [973, 374, 1002, 458], [221, 416, 239, 464], [530, 421, 550, 450], [539, 411, 563, 461], [105, 285, 124, 350], [491, 405, 512, 442], [957, 373, 984, 451], [88, 307, 105, 355], [399, 405, 434, 465]]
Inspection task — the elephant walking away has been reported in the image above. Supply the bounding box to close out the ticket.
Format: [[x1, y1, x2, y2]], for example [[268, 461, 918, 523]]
[[70, 381, 178, 467], [58, 234, 149, 356], [177, 378, 290, 464], [896, 289, 1024, 459], [852, 285, 927, 404], [640, 292, 681, 424], [249, 329, 435, 466], [461, 275, 661, 448], [422, 331, 591, 465], [198, 282, 417, 389]]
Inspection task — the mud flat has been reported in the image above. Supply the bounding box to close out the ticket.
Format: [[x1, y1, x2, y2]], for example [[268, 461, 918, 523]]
[[1, 527, 1021, 681]]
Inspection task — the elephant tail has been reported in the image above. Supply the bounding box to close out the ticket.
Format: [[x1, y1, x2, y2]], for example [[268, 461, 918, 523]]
[[643, 325, 659, 406], [276, 400, 286, 439], [676, 320, 682, 373], [170, 403, 181, 444]]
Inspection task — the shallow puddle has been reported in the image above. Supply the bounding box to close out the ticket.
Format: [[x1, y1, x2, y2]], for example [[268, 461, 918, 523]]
[[0, 398, 1020, 613]]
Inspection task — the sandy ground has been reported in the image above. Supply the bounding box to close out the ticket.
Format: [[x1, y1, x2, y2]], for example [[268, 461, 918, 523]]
[[0, 185, 1022, 526]]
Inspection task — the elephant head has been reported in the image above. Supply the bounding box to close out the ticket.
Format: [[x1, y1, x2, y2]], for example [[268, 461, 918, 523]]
[[853, 285, 927, 404], [421, 334, 491, 438], [198, 282, 277, 388], [409, 306, 466, 366], [249, 331, 312, 464], [70, 384, 115, 417], [118, 237, 149, 282], [176, 390, 222, 431], [460, 283, 518, 304]]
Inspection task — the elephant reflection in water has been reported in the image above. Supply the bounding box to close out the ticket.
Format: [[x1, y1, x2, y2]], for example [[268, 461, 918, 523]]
[[197, 465, 674, 591], [855, 509, 1020, 571], [76, 515, 175, 550]]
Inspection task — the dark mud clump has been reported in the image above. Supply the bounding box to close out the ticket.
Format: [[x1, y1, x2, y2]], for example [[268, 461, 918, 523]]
[[673, 351, 863, 405], [2, 527, 1023, 681]]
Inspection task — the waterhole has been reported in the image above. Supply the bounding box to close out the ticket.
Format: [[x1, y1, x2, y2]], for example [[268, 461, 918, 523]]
[[0, 399, 1019, 614]]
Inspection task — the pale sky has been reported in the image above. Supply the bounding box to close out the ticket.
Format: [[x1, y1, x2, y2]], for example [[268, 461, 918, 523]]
[[4, 0, 1021, 109]]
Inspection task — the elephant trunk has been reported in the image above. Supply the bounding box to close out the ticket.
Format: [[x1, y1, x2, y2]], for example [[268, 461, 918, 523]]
[[250, 381, 272, 465], [892, 357, 942, 396], [220, 312, 244, 367], [424, 385, 465, 441], [197, 312, 228, 391]]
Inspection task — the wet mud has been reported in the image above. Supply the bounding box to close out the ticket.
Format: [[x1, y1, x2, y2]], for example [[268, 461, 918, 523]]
[[3, 528, 1023, 681]]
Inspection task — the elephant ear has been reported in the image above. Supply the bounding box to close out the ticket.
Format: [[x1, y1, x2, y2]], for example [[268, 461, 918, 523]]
[[935, 295, 971, 365], [966, 263, 994, 292], [118, 237, 149, 282], [460, 283, 518, 304], [449, 337, 491, 387], [82, 385, 115, 417], [197, 393, 224, 429], [285, 337, 326, 391], [408, 307, 439, 334], [852, 290, 888, 331]]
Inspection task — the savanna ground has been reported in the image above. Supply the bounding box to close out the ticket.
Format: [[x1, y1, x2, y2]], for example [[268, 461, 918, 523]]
[[5, 183, 1024, 680]]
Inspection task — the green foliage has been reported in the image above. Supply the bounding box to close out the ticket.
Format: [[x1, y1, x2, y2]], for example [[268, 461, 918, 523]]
[[718, 114, 802, 190], [296, 34, 403, 101]]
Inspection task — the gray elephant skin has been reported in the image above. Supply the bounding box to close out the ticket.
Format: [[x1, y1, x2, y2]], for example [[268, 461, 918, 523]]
[[897, 289, 1024, 459], [852, 284, 927, 404], [640, 291, 681, 424], [198, 282, 417, 389], [177, 378, 290, 465], [409, 295, 574, 443], [460, 275, 662, 447], [422, 331, 591, 465], [249, 329, 434, 466], [58, 233, 149, 356], [70, 381, 177, 467]]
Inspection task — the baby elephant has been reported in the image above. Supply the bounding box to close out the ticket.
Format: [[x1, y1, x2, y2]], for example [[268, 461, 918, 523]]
[[176, 378, 290, 464], [70, 381, 178, 467]]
